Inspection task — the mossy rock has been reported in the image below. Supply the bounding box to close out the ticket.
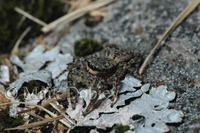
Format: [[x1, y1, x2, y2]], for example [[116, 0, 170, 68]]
[[74, 38, 103, 56]]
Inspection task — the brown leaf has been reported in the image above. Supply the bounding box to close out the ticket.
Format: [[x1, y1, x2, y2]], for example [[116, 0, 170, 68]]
[[0, 92, 10, 104]]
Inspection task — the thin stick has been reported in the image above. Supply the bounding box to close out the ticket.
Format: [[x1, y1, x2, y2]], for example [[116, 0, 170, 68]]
[[139, 0, 200, 75], [15, 7, 47, 26], [42, 0, 115, 33], [11, 27, 31, 55]]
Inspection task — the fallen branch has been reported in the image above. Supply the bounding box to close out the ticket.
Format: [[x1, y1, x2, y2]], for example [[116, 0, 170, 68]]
[[139, 0, 200, 74]]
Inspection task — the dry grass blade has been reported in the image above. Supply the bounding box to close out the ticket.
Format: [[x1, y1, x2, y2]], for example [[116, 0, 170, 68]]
[[28, 112, 45, 120], [42, 0, 115, 33], [89, 7, 108, 17], [17, 90, 70, 114], [50, 102, 76, 125], [15, 7, 47, 26], [139, 0, 200, 74], [11, 27, 31, 55], [6, 115, 63, 130], [69, 0, 91, 12], [0, 101, 72, 128]]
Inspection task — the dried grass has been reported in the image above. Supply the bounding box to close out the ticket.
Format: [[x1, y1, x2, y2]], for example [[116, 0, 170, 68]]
[[41, 0, 115, 33]]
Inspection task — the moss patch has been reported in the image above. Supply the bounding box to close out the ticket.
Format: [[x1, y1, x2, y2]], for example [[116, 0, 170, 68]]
[[113, 124, 130, 133], [29, 116, 38, 123], [74, 38, 103, 56], [18, 80, 47, 102], [0, 106, 24, 132], [0, 0, 67, 54]]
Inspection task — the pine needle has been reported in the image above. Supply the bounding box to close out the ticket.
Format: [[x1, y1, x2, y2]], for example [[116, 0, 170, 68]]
[[139, 0, 200, 74]]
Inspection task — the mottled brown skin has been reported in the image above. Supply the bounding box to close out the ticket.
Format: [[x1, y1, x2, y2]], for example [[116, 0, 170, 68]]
[[57, 46, 142, 115]]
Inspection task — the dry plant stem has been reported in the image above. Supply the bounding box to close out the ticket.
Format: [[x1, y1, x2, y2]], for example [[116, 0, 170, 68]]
[[11, 27, 31, 55], [6, 115, 63, 130], [38, 35, 51, 50], [42, 0, 115, 33], [15, 7, 47, 26], [69, 0, 91, 12], [51, 24, 69, 47], [50, 102, 76, 125], [139, 0, 200, 74], [51, 0, 91, 47], [17, 16, 26, 29], [17, 90, 70, 114], [0, 102, 72, 128], [28, 112, 45, 120]]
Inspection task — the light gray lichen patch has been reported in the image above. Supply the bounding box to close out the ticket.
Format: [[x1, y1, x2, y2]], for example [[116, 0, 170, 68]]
[[10, 45, 73, 75], [9, 70, 52, 95], [67, 76, 184, 133], [0, 65, 10, 84]]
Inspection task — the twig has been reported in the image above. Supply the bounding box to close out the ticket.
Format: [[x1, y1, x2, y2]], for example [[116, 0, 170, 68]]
[[139, 0, 200, 74], [11, 27, 31, 55], [15, 7, 47, 26], [42, 0, 115, 33]]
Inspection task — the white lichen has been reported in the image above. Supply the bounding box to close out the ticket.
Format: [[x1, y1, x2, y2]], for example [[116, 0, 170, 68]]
[[67, 76, 183, 133]]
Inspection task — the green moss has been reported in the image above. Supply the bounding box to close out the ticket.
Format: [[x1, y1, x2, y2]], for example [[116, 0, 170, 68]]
[[0, 0, 67, 54], [29, 116, 38, 123], [23, 80, 46, 93], [74, 38, 103, 56], [113, 124, 130, 133], [0, 106, 24, 133]]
